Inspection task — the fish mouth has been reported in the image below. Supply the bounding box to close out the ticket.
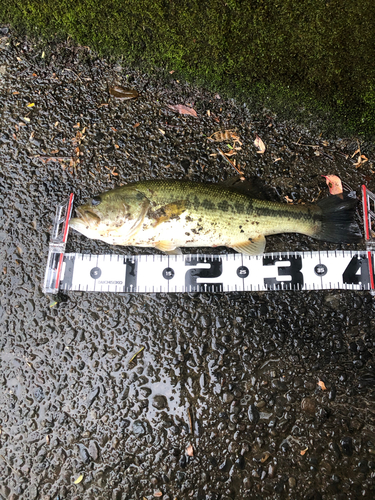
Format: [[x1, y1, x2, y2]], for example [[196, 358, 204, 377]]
[[73, 207, 101, 228]]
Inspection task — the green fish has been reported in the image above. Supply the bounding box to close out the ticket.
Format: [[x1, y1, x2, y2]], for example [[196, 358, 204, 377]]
[[69, 179, 361, 255]]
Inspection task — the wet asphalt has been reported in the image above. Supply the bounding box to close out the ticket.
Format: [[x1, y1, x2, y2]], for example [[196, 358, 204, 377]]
[[1, 27, 375, 500]]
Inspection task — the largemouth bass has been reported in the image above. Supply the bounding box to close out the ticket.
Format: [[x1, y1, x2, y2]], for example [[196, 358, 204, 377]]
[[69, 180, 361, 255]]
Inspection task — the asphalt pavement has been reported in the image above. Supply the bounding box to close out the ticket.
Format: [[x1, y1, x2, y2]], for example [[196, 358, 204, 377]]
[[0, 27, 375, 500]]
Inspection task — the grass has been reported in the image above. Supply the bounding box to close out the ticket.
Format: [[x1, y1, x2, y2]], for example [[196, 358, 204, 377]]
[[1, 0, 375, 136]]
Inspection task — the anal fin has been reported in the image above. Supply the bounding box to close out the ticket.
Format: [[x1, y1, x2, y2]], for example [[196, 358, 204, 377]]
[[231, 235, 266, 255]]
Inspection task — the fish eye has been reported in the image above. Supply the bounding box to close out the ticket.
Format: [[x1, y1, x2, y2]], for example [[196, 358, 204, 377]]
[[91, 196, 101, 206]]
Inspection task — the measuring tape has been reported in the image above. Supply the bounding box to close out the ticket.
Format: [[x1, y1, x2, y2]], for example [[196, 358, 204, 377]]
[[43, 187, 375, 294]]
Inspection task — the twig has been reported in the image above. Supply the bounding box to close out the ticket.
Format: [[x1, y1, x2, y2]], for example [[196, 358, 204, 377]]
[[292, 142, 320, 148], [128, 346, 145, 364], [187, 407, 193, 434], [0, 455, 18, 474], [217, 148, 244, 175]]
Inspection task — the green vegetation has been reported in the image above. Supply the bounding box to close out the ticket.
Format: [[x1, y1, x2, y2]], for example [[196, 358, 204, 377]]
[[2, 0, 374, 136]]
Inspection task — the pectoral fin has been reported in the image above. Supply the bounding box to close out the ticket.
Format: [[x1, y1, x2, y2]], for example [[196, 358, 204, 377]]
[[231, 235, 266, 255], [150, 200, 187, 228]]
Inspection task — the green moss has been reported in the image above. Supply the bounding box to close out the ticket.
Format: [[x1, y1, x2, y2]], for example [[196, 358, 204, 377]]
[[2, 0, 375, 136]]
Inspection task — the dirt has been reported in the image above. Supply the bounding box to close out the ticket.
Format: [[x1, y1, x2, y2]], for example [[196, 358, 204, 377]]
[[0, 28, 375, 500]]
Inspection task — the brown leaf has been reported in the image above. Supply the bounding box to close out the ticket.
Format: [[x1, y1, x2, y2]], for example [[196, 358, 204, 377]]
[[133, 123, 140, 128], [109, 86, 139, 100], [351, 148, 360, 158], [317, 380, 327, 391], [254, 135, 266, 154], [284, 195, 294, 204], [322, 175, 343, 195], [208, 130, 237, 142], [186, 444, 194, 457], [300, 447, 308, 456], [169, 70, 175, 74], [167, 104, 197, 117], [153, 491, 163, 497]]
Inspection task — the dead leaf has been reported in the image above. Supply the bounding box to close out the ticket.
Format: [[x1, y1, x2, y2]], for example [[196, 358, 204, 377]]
[[322, 175, 343, 195], [186, 444, 194, 457], [208, 130, 238, 142], [74, 474, 83, 484], [109, 86, 139, 99], [254, 135, 266, 154], [73, 123, 80, 129], [153, 491, 163, 497], [158, 129, 165, 135], [27, 103, 35, 108], [284, 196, 294, 204], [133, 123, 140, 128], [354, 154, 368, 167], [300, 447, 308, 456], [351, 148, 360, 158], [167, 104, 197, 117], [169, 70, 175, 74], [317, 380, 327, 391], [207, 110, 211, 116], [46, 435, 50, 444]]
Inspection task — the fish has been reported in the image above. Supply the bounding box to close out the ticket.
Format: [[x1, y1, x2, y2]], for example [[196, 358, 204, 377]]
[[69, 179, 362, 255]]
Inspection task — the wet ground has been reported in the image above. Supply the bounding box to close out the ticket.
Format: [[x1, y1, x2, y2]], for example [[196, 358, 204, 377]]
[[1, 27, 375, 500]]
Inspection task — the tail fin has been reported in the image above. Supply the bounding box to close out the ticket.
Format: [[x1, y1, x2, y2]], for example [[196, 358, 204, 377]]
[[315, 193, 362, 243]]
